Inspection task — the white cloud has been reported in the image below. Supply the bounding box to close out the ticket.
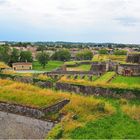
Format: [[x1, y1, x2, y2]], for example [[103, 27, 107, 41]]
[[0, 0, 140, 43]]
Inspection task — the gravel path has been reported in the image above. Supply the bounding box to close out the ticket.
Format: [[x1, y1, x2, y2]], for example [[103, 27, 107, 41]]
[[0, 111, 54, 139]]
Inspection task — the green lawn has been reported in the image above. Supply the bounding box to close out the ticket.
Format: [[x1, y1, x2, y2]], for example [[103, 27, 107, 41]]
[[94, 72, 116, 83], [67, 64, 91, 71], [33, 61, 64, 71], [70, 99, 140, 139], [111, 76, 140, 86]]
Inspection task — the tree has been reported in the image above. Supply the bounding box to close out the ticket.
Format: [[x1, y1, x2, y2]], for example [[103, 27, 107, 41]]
[[36, 46, 46, 52], [76, 50, 93, 60], [114, 50, 127, 55], [9, 48, 20, 65], [36, 52, 49, 68], [20, 51, 33, 62], [99, 49, 108, 54], [0, 46, 11, 64], [51, 50, 71, 61]]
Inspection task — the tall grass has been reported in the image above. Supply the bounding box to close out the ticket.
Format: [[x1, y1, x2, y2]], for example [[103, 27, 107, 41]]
[[0, 79, 115, 139]]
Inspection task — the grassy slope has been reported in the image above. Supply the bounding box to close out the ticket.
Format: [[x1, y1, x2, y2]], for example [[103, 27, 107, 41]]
[[33, 61, 64, 71], [67, 64, 91, 71], [111, 76, 140, 86], [0, 79, 140, 139], [0, 79, 114, 138], [92, 54, 126, 63], [70, 98, 140, 139]]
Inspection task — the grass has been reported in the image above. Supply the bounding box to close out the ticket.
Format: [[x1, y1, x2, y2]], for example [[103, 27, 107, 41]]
[[0, 79, 63, 108], [94, 72, 116, 84], [92, 54, 126, 63], [0, 79, 140, 139], [69, 98, 140, 139], [59, 72, 140, 90], [111, 76, 140, 86], [67, 64, 91, 71], [0, 79, 114, 138], [0, 62, 9, 69], [33, 61, 64, 71]]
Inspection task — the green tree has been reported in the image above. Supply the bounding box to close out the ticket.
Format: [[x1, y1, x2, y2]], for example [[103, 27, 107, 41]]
[[0, 46, 11, 64], [99, 49, 108, 54], [51, 50, 71, 61], [114, 50, 127, 55], [20, 51, 33, 62], [76, 50, 93, 60], [37, 52, 49, 68], [9, 48, 20, 65]]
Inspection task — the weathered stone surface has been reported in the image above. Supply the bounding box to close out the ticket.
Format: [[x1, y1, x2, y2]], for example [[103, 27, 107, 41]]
[[0, 111, 54, 139], [0, 102, 45, 119], [0, 99, 70, 119], [35, 81, 53, 88], [14, 76, 33, 84], [42, 99, 70, 113]]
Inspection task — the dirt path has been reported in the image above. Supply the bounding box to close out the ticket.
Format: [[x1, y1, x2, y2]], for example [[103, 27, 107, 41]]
[[0, 111, 54, 139]]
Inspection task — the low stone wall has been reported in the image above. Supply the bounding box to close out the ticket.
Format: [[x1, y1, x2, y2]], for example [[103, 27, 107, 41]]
[[0, 99, 70, 119], [0, 101, 44, 119], [45, 71, 101, 76], [42, 99, 70, 113], [56, 82, 139, 99]]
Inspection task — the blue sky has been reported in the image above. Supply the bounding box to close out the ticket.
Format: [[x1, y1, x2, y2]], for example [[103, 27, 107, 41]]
[[0, 0, 140, 43]]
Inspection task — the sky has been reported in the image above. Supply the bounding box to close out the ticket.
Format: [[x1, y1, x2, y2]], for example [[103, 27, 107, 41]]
[[0, 0, 140, 43]]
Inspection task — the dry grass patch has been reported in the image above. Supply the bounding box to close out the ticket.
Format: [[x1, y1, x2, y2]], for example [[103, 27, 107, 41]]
[[122, 105, 140, 122]]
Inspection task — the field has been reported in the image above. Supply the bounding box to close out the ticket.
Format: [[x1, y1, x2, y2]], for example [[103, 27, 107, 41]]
[[0, 79, 114, 138], [67, 64, 91, 71], [111, 76, 140, 86], [0, 79, 140, 139], [33, 61, 64, 71]]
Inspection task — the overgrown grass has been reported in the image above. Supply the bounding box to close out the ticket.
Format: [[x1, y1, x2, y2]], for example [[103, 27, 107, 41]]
[[111, 76, 140, 86], [94, 72, 116, 84], [33, 61, 64, 71], [67, 64, 91, 71], [59, 72, 140, 90], [69, 98, 140, 139], [0, 79, 114, 138], [92, 54, 126, 63]]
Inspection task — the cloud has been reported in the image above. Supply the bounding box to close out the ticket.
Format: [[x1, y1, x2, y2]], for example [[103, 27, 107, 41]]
[[115, 16, 140, 26], [0, 0, 140, 43]]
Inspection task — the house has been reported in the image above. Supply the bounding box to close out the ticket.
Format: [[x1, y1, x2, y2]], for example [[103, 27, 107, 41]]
[[117, 64, 140, 76], [12, 62, 32, 70]]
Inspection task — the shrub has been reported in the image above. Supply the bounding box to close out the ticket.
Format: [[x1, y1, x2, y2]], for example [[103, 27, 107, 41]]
[[47, 124, 63, 139], [119, 98, 128, 105]]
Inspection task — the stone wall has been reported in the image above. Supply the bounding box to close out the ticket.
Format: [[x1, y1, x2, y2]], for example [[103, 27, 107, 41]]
[[0, 101, 44, 119], [56, 82, 139, 99], [0, 99, 70, 119], [42, 99, 70, 113], [117, 64, 140, 76]]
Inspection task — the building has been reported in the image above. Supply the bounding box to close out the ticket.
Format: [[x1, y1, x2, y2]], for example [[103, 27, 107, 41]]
[[12, 62, 32, 70], [90, 62, 107, 74], [126, 53, 140, 64], [117, 64, 140, 76]]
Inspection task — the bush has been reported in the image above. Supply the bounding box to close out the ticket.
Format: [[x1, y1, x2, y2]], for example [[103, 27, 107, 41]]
[[119, 98, 128, 105], [47, 124, 63, 139], [94, 102, 106, 112]]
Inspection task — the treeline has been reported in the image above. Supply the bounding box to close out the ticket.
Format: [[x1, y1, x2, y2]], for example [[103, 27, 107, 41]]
[[0, 46, 33, 66], [0, 45, 94, 69]]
